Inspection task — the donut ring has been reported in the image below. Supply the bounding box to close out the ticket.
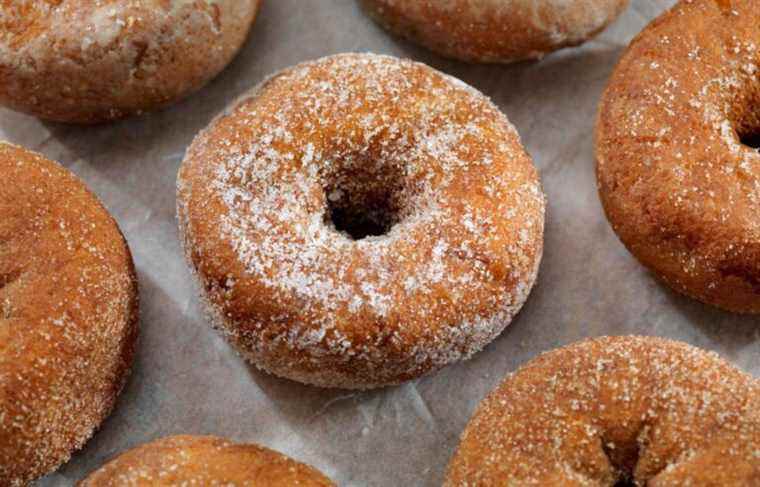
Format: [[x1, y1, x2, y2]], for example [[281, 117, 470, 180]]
[[445, 336, 760, 485], [0, 142, 138, 485], [177, 53, 545, 389], [360, 0, 629, 63], [0, 0, 260, 123], [79, 435, 334, 486], [596, 0, 760, 313]]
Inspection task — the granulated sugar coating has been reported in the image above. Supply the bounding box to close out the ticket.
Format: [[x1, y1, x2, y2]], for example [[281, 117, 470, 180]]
[[0, 0, 260, 123], [596, 0, 760, 313], [79, 435, 335, 486], [177, 53, 545, 389], [360, 0, 629, 64], [445, 336, 760, 486], [0, 142, 139, 485]]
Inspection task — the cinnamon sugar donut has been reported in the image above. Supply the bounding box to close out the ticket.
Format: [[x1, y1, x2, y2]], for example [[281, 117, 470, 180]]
[[596, 0, 760, 313], [0, 142, 138, 485], [79, 435, 334, 486], [0, 0, 260, 123], [360, 0, 629, 63], [445, 336, 760, 486], [177, 53, 545, 389]]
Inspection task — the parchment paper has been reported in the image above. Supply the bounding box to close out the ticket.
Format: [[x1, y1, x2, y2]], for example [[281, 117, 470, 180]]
[[2, 1, 755, 485]]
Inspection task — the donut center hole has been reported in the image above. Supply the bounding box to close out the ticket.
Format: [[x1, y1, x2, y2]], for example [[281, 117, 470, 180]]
[[602, 439, 641, 486], [736, 87, 760, 149], [739, 130, 760, 149], [324, 163, 406, 240]]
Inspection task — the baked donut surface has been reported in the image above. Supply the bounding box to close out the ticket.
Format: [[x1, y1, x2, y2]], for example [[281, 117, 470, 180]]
[[0, 0, 260, 123], [596, 0, 760, 313], [360, 0, 629, 63], [79, 435, 334, 486], [177, 53, 545, 389], [445, 336, 760, 486], [0, 142, 138, 485]]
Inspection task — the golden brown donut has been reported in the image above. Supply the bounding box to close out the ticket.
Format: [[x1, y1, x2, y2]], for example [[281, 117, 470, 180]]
[[177, 53, 545, 389], [360, 0, 629, 63], [596, 0, 760, 313], [0, 142, 138, 485], [79, 435, 335, 486], [0, 0, 261, 123], [445, 336, 760, 486]]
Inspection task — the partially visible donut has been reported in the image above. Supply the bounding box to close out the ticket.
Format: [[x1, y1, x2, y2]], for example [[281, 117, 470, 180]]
[[79, 435, 335, 486], [445, 336, 760, 486], [360, 0, 629, 63], [596, 0, 760, 313], [0, 0, 261, 123], [0, 142, 139, 485], [177, 53, 545, 389]]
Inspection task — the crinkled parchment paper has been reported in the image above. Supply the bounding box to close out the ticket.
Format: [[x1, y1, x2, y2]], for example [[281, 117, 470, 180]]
[[1, 1, 755, 485]]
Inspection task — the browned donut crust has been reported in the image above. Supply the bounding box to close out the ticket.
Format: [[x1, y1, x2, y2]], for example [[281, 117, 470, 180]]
[[0, 0, 260, 123], [79, 435, 335, 486], [0, 142, 139, 485], [177, 53, 545, 389], [445, 336, 760, 486], [360, 0, 629, 64], [596, 0, 760, 313]]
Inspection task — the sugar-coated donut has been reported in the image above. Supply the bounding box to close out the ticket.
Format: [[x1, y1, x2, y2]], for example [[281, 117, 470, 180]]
[[596, 0, 760, 313], [445, 336, 760, 486], [79, 435, 335, 486], [0, 0, 260, 123], [0, 142, 138, 485], [360, 0, 629, 63], [177, 53, 545, 389]]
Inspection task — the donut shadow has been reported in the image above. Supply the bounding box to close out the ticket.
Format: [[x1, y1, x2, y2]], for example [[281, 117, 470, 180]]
[[0, 109, 54, 151], [658, 282, 760, 369], [580, 220, 758, 372], [243, 362, 447, 485]]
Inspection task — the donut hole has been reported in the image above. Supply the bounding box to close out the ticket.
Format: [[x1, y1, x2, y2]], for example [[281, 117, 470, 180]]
[[735, 86, 760, 150], [738, 128, 760, 149], [323, 162, 407, 240], [602, 440, 640, 486]]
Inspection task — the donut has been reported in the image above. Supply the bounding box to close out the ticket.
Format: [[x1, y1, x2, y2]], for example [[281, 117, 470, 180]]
[[596, 0, 760, 313], [445, 336, 760, 486], [360, 0, 629, 64], [0, 0, 260, 123], [0, 142, 138, 485], [79, 435, 335, 486], [177, 53, 545, 389]]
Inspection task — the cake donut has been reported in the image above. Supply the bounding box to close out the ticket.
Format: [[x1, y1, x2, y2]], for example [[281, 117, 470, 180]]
[[0, 142, 138, 485], [360, 0, 629, 63], [445, 336, 760, 486], [177, 53, 545, 389], [0, 0, 261, 123], [596, 0, 760, 313], [79, 435, 334, 486]]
